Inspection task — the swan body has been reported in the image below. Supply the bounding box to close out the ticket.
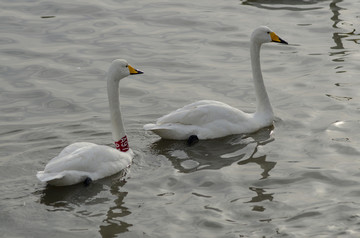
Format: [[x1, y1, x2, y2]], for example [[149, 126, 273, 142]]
[[144, 100, 271, 140], [144, 26, 288, 140], [37, 59, 143, 186], [36, 142, 134, 186]]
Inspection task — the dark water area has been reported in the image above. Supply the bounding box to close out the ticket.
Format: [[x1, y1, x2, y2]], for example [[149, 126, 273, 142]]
[[1, 0, 360, 237]]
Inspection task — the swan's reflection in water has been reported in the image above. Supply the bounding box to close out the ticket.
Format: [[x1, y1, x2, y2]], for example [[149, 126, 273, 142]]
[[37, 170, 132, 237], [241, 0, 324, 11], [150, 126, 276, 175], [148, 126, 277, 215]]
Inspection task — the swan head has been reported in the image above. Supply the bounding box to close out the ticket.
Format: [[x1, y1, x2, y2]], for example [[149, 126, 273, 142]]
[[251, 26, 288, 45], [108, 59, 143, 81]]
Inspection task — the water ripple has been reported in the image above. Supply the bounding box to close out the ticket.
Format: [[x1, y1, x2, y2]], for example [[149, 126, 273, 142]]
[[1, 0, 360, 237]]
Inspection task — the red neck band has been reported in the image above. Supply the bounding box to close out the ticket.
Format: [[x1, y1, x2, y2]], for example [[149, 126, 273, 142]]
[[115, 135, 129, 152]]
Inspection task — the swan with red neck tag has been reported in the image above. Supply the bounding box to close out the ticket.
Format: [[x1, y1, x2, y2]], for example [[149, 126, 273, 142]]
[[37, 59, 143, 186]]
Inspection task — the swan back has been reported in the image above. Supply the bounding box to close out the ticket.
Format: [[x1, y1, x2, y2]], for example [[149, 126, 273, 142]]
[[36, 142, 133, 186]]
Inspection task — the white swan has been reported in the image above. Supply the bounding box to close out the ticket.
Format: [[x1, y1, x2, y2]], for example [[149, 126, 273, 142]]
[[144, 26, 288, 140], [37, 59, 143, 186]]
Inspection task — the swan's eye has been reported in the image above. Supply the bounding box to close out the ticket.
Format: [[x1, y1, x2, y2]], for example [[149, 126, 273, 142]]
[[126, 64, 128, 68], [267, 31, 270, 34]]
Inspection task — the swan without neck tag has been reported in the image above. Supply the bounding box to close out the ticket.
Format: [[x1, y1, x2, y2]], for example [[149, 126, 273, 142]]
[[115, 136, 129, 152]]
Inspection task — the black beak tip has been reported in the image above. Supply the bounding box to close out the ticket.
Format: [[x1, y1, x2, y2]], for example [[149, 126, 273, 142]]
[[131, 69, 144, 75], [279, 38, 288, 45]]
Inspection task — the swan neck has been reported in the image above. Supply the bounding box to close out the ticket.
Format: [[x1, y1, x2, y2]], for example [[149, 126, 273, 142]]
[[107, 76, 127, 143], [250, 41, 273, 117]]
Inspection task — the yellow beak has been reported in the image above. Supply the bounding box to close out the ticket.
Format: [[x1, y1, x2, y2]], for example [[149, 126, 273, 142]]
[[128, 64, 143, 75], [270, 32, 288, 44]]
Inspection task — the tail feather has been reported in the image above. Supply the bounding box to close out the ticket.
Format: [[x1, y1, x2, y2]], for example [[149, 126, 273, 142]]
[[144, 123, 196, 140], [143, 123, 157, 131], [36, 171, 64, 182]]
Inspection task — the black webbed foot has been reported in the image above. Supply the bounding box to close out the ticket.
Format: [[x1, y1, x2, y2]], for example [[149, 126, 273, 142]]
[[83, 177, 92, 186], [187, 135, 199, 146]]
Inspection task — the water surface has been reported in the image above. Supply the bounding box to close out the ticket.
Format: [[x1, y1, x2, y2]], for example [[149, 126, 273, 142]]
[[1, 0, 360, 237]]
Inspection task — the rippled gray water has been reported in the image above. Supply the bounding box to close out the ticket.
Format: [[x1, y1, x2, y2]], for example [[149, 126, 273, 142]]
[[1, 0, 360, 237]]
